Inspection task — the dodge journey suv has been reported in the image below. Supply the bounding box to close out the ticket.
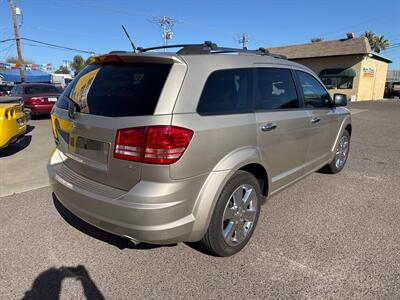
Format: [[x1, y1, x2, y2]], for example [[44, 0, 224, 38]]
[[48, 42, 351, 256]]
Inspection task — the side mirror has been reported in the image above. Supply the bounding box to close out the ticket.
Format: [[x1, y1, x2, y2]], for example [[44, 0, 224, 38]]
[[333, 93, 347, 107]]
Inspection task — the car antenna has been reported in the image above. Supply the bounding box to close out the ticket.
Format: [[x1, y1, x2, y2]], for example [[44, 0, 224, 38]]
[[121, 25, 136, 52]]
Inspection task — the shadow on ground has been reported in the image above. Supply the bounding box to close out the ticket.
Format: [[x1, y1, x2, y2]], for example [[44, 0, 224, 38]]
[[0, 125, 34, 157], [21, 265, 105, 300], [30, 114, 51, 120], [52, 194, 176, 251]]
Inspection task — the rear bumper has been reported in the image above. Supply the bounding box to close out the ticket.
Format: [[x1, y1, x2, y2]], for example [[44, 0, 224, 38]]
[[0, 126, 26, 149], [47, 149, 207, 244], [26, 103, 54, 114]]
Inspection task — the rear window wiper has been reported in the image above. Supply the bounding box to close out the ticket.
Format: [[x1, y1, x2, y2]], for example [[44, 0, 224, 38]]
[[65, 95, 80, 118]]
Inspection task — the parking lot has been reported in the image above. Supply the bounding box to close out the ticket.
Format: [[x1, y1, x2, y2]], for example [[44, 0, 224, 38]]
[[0, 100, 399, 299]]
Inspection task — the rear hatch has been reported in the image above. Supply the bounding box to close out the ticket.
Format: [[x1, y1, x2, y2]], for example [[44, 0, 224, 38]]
[[52, 55, 180, 191]]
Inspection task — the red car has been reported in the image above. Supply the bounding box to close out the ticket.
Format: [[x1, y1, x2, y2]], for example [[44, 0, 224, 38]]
[[10, 83, 61, 115]]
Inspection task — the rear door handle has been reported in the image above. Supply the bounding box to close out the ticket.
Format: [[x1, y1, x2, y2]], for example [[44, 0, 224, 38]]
[[311, 117, 321, 124], [261, 123, 277, 132]]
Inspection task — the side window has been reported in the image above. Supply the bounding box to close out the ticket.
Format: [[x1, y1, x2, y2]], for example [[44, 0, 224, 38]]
[[10, 86, 17, 95], [319, 68, 355, 90], [297, 71, 330, 108], [255, 68, 299, 110], [197, 68, 253, 115]]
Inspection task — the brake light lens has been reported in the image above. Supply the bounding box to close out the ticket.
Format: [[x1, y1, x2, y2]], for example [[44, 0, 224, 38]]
[[87, 54, 123, 65], [100, 55, 123, 64], [113, 126, 193, 164], [114, 127, 146, 162], [27, 97, 46, 104], [144, 126, 193, 164]]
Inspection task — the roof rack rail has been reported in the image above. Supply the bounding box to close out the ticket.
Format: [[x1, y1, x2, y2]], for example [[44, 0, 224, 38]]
[[136, 41, 287, 59], [108, 50, 129, 54]]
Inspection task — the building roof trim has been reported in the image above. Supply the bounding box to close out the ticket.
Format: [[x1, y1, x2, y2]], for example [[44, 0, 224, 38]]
[[369, 52, 392, 63], [267, 37, 372, 60]]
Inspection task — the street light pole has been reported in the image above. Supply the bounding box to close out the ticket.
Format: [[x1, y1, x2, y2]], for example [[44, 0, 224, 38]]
[[9, 0, 25, 82]]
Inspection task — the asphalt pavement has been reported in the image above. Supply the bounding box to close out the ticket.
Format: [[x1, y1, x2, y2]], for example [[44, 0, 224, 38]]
[[0, 117, 54, 197], [0, 100, 399, 299]]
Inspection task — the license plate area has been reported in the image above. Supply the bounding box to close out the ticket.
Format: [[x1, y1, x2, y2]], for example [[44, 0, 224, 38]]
[[59, 129, 110, 166]]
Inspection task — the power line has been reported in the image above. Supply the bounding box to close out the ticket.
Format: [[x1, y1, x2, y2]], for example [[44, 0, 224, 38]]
[[1, 42, 14, 60], [0, 43, 14, 53], [0, 38, 15, 43], [20, 38, 95, 55], [20, 42, 90, 55]]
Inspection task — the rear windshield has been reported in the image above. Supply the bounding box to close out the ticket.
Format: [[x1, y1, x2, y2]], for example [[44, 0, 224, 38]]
[[56, 63, 172, 117], [25, 85, 59, 94], [0, 85, 13, 92]]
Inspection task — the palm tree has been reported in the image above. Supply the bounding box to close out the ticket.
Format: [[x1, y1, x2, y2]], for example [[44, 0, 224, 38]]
[[374, 35, 390, 53], [362, 31, 390, 53]]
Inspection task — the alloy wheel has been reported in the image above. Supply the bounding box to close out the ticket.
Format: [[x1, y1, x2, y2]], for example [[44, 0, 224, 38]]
[[222, 184, 257, 246]]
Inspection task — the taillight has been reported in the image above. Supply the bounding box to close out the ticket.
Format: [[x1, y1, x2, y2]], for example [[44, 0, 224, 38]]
[[51, 115, 59, 143], [113, 126, 193, 164], [114, 127, 146, 162], [28, 97, 46, 104]]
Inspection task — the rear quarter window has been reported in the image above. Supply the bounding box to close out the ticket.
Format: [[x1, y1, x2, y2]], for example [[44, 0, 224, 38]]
[[56, 63, 172, 117]]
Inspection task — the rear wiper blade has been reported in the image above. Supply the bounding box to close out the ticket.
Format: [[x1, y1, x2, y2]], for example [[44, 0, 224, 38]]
[[65, 95, 80, 112], [65, 95, 80, 119]]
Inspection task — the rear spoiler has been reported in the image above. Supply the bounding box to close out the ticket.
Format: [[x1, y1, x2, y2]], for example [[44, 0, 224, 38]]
[[87, 53, 184, 65], [0, 96, 22, 104]]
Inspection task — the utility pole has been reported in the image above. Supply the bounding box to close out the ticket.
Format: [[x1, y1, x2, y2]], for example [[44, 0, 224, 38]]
[[9, 0, 24, 82], [238, 33, 250, 50], [150, 16, 178, 49]]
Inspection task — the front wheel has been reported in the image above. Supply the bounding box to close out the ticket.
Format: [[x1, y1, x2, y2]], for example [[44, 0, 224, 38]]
[[321, 130, 350, 174], [199, 171, 261, 256]]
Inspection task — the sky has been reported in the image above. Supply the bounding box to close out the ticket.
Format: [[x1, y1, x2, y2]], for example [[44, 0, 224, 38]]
[[1, 0, 399, 70]]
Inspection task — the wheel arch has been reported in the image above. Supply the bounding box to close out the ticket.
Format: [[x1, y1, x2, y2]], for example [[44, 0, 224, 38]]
[[345, 123, 352, 136], [239, 163, 269, 198], [186, 146, 270, 242], [331, 115, 352, 153]]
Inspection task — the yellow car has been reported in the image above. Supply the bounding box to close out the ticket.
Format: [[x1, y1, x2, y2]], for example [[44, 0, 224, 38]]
[[0, 97, 27, 149]]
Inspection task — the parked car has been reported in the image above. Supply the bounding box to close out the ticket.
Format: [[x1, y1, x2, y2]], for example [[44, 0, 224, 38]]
[[0, 96, 27, 149], [0, 84, 14, 96], [10, 83, 61, 115], [391, 81, 400, 98], [47, 42, 352, 256], [384, 82, 392, 98]]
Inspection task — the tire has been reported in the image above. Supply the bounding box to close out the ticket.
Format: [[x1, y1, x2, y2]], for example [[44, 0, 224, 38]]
[[199, 170, 262, 257], [321, 130, 350, 174]]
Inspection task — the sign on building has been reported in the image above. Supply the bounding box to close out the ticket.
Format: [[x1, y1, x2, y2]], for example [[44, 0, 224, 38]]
[[362, 66, 376, 77]]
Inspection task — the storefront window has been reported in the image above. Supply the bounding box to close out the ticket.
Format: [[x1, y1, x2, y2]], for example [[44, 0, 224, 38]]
[[319, 68, 356, 90]]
